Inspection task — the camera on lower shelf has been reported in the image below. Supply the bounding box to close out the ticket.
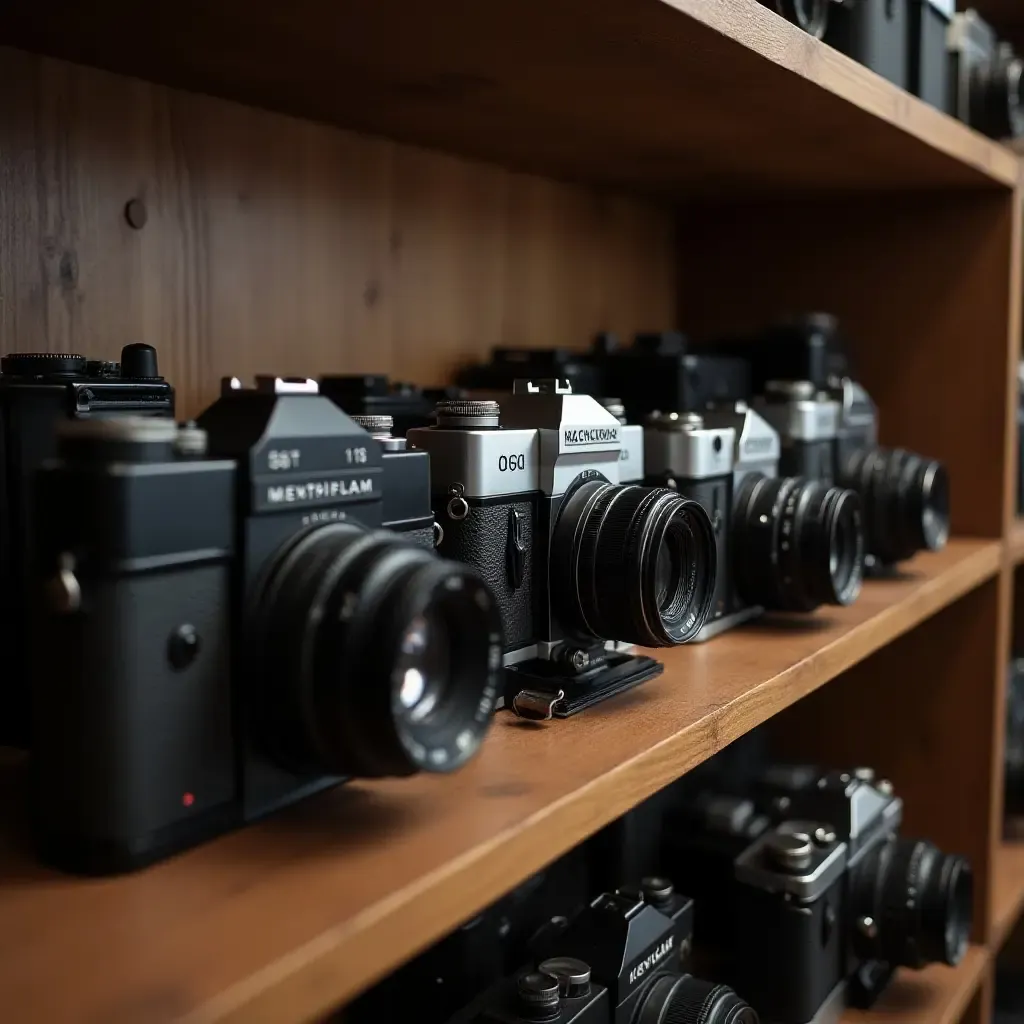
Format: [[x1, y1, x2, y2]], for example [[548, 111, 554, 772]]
[[408, 379, 719, 719], [30, 376, 504, 875], [643, 394, 865, 640], [663, 765, 973, 1023]]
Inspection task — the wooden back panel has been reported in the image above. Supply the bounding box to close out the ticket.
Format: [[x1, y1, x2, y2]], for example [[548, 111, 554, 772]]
[[0, 48, 676, 419]]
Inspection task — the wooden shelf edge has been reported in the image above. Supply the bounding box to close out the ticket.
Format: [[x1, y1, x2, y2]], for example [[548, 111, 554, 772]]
[[0, 542, 1001, 1024], [840, 946, 989, 1024], [205, 543, 1002, 1023], [659, 0, 1020, 189], [1008, 519, 1024, 565], [992, 843, 1024, 949]]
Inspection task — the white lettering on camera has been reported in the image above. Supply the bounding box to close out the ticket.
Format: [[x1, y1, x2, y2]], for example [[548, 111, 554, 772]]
[[628, 936, 674, 985], [268, 449, 301, 470], [564, 427, 619, 446], [267, 478, 373, 504]]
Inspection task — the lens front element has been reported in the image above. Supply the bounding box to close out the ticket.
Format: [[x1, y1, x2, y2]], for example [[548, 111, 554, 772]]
[[552, 480, 718, 647], [252, 523, 503, 779]]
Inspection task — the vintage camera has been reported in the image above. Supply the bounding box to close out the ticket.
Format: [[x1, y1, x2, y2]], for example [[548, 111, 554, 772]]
[[30, 377, 503, 874], [456, 341, 613, 399], [909, 0, 953, 109], [723, 315, 950, 570], [643, 396, 865, 640], [445, 881, 757, 1024], [408, 380, 717, 719], [757, 0, 848, 39], [0, 345, 174, 748], [603, 333, 750, 428], [319, 374, 467, 437], [664, 766, 973, 1023], [827, 0, 909, 89], [948, 10, 1024, 140]]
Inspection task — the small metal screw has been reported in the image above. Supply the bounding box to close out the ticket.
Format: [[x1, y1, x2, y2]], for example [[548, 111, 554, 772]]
[[124, 198, 148, 230], [570, 649, 590, 672], [858, 915, 878, 940], [813, 826, 837, 846], [447, 483, 470, 521], [168, 624, 201, 670], [877, 779, 894, 796]]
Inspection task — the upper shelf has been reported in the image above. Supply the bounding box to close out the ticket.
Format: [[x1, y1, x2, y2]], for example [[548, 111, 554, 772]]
[[0, 0, 1018, 198], [0, 540, 999, 1024]]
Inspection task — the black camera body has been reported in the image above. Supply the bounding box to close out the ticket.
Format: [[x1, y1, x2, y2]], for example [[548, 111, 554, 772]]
[[456, 344, 611, 400], [719, 316, 950, 570], [664, 766, 972, 1024], [0, 345, 174, 748], [948, 10, 1024, 141], [826, 0, 909, 90], [1005, 658, 1024, 836], [319, 374, 467, 437], [31, 376, 502, 874], [409, 380, 717, 718], [447, 882, 756, 1024]]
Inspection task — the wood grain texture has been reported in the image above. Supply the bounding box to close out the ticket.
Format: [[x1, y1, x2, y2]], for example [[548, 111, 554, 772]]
[[839, 947, 988, 1024], [0, 47, 676, 419], [768, 577, 1003, 943], [992, 843, 1024, 950], [1011, 521, 1024, 565], [680, 190, 1018, 540], [0, 541, 999, 1024], [0, 0, 1017, 199]]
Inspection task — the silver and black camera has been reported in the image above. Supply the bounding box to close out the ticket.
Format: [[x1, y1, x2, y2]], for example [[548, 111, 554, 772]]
[[643, 398, 865, 640], [722, 316, 950, 571], [948, 9, 1024, 140], [408, 380, 718, 718], [664, 766, 973, 1024], [757, 0, 849, 40]]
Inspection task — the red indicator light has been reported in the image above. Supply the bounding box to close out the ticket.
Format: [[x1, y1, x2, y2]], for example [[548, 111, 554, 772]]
[[182, 792, 195, 808]]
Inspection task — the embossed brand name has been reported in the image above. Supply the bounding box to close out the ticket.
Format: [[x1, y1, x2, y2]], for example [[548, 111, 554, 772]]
[[628, 936, 674, 985], [267, 478, 374, 503], [564, 427, 619, 445]]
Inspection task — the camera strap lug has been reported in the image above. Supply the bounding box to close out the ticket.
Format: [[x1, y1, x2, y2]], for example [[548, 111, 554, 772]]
[[511, 689, 566, 721]]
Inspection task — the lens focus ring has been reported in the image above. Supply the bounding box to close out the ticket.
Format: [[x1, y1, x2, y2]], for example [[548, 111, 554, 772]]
[[637, 974, 759, 1024], [555, 480, 717, 647]]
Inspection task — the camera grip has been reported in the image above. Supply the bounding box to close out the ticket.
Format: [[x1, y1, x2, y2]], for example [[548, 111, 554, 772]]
[[435, 498, 535, 650]]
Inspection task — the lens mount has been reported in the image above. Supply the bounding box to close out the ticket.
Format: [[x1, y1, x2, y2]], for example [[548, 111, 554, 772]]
[[250, 522, 503, 779], [839, 447, 950, 566], [552, 478, 717, 647], [636, 974, 758, 1024], [732, 475, 865, 613], [852, 838, 973, 970]]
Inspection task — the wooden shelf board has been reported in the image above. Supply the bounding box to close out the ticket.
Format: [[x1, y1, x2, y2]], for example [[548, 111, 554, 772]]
[[0, 0, 1017, 199], [1009, 520, 1024, 564], [992, 842, 1024, 949], [0, 540, 1000, 1024], [840, 947, 988, 1024]]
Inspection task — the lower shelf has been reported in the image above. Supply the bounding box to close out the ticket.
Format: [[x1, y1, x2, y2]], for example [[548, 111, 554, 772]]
[[992, 842, 1024, 949], [841, 947, 988, 1024], [0, 540, 1000, 1024]]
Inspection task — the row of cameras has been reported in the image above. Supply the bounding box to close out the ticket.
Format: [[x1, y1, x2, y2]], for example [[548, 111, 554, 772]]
[[340, 762, 973, 1024], [763, 2, 1024, 142], [0, 315, 949, 876]]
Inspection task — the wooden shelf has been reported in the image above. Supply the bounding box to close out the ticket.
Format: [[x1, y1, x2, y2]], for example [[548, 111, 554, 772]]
[[992, 843, 1024, 949], [1009, 520, 1024, 565], [840, 947, 989, 1024], [0, 0, 1017, 198], [0, 540, 999, 1024]]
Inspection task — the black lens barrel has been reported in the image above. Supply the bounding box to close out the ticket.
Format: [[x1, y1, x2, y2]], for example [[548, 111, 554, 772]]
[[637, 974, 759, 1024], [553, 480, 717, 647], [852, 838, 973, 970], [251, 522, 502, 780], [838, 447, 950, 566], [733, 475, 865, 613]]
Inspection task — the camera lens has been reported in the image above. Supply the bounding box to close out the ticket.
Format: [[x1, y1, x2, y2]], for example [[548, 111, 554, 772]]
[[851, 839, 973, 969], [839, 448, 950, 566], [774, 0, 829, 38], [636, 974, 759, 1024], [732, 475, 864, 612], [251, 522, 503, 778], [552, 479, 717, 647]]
